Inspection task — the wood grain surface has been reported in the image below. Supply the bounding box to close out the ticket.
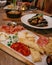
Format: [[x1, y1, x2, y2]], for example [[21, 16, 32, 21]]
[[0, 49, 25, 65]]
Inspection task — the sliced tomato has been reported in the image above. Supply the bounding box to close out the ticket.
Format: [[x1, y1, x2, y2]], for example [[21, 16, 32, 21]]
[[11, 25, 25, 34], [37, 35, 49, 47], [10, 42, 30, 56], [0, 25, 24, 34], [1, 25, 10, 33], [2, 25, 10, 30]]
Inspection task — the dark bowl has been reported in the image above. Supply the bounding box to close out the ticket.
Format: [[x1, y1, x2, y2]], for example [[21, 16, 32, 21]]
[[6, 10, 21, 18], [46, 55, 52, 65]]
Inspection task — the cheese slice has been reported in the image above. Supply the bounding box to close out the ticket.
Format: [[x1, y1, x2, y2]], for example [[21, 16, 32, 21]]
[[30, 48, 42, 62]]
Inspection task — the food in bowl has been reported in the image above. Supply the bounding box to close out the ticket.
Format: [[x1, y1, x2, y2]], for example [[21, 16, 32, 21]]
[[7, 4, 14, 9], [6, 10, 21, 18], [28, 14, 48, 27]]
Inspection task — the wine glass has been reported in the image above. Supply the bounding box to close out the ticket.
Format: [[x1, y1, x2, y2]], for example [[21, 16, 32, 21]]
[[0, 0, 7, 12], [0, 0, 7, 7], [28, 0, 33, 10], [16, 0, 23, 11]]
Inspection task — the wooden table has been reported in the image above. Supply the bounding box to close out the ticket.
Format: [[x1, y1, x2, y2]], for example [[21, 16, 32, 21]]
[[0, 9, 25, 65], [0, 8, 52, 65]]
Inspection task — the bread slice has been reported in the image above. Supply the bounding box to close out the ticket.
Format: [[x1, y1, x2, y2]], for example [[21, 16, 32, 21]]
[[30, 48, 42, 62]]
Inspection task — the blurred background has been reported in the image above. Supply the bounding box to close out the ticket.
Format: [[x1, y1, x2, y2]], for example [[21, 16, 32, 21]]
[[1, 0, 52, 14]]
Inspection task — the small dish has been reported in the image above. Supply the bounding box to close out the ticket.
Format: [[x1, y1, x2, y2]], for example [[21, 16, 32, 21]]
[[6, 10, 21, 18], [46, 55, 52, 65]]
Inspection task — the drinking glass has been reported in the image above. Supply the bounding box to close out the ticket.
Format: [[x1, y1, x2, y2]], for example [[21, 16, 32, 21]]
[[28, 0, 33, 10], [0, 0, 7, 12], [0, 0, 7, 8]]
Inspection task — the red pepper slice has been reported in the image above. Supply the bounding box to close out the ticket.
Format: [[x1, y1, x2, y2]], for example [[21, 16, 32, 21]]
[[10, 42, 30, 56]]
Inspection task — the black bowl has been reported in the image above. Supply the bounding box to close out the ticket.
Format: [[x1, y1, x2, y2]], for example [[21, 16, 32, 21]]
[[6, 10, 21, 18], [46, 55, 52, 65]]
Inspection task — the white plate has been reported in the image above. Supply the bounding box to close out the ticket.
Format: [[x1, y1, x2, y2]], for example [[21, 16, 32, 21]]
[[21, 14, 52, 29], [0, 0, 7, 7]]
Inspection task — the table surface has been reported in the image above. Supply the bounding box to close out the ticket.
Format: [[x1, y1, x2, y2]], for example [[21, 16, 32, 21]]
[[0, 8, 52, 65], [0, 9, 25, 65]]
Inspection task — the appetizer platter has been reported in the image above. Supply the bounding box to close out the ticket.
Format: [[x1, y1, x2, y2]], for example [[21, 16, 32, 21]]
[[21, 14, 52, 29], [0, 22, 52, 65]]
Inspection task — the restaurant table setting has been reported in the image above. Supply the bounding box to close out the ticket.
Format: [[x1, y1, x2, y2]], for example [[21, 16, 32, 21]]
[[0, 2, 52, 65]]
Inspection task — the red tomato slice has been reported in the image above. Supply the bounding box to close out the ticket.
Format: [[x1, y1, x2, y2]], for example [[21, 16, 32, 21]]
[[1, 25, 10, 33], [2, 25, 10, 30], [0, 25, 24, 34], [37, 36, 49, 47], [11, 25, 25, 34], [10, 42, 30, 56]]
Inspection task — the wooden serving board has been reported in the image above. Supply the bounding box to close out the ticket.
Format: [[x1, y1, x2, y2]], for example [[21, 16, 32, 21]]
[[0, 29, 48, 65], [0, 43, 34, 65]]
